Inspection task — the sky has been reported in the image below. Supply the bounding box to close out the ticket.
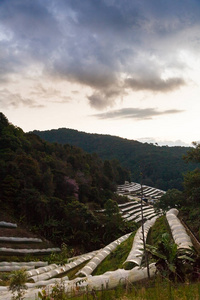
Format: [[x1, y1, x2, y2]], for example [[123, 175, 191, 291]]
[[0, 0, 200, 146]]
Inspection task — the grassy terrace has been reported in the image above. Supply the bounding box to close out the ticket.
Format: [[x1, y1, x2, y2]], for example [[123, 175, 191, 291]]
[[1, 215, 199, 299], [65, 279, 200, 300], [93, 232, 136, 275]]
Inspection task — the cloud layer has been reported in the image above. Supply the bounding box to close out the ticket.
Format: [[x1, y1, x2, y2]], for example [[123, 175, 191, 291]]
[[92, 107, 184, 120], [1, 0, 200, 109]]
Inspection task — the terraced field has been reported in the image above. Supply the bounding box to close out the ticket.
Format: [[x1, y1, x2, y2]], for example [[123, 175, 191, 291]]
[[0, 183, 195, 300]]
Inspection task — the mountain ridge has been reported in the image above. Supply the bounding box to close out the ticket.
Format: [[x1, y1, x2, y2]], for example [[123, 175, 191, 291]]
[[32, 128, 198, 191]]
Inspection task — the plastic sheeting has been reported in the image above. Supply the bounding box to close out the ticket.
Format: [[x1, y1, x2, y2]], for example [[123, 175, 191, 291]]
[[0, 264, 157, 299], [76, 233, 132, 277], [0, 276, 69, 292], [124, 217, 158, 266], [134, 212, 158, 223], [0, 247, 61, 255], [0, 261, 47, 267], [118, 202, 137, 208], [0, 265, 34, 271], [29, 251, 98, 282], [166, 209, 193, 249], [62, 263, 156, 295], [0, 261, 47, 271], [122, 208, 141, 218], [0, 221, 17, 228], [68, 249, 100, 262], [117, 182, 165, 201], [26, 264, 58, 278], [121, 203, 142, 212], [0, 237, 42, 243]]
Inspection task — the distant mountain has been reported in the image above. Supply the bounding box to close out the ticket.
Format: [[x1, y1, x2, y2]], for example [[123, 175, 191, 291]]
[[32, 128, 198, 190]]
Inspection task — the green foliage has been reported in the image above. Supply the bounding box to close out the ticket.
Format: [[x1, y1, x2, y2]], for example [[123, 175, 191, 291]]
[[8, 268, 28, 300], [183, 142, 200, 206], [156, 189, 185, 212], [183, 141, 200, 163], [0, 272, 10, 286], [33, 128, 199, 190], [147, 216, 172, 247], [46, 243, 74, 265], [146, 233, 196, 281], [0, 113, 131, 251], [153, 143, 200, 239], [184, 169, 200, 205], [102, 199, 137, 244], [104, 199, 119, 217], [38, 280, 67, 300], [93, 232, 136, 275], [36, 279, 200, 300]]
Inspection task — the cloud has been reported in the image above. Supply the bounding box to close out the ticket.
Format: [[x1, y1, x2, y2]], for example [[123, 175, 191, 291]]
[[88, 93, 110, 110], [137, 137, 192, 147], [0, 0, 60, 55], [92, 107, 184, 120], [125, 76, 185, 92], [87, 84, 125, 109], [0, 89, 44, 109], [31, 84, 62, 99], [0, 0, 200, 109], [31, 84, 72, 104]]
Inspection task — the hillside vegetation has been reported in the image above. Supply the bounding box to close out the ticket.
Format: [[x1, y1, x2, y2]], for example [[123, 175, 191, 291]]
[[0, 113, 200, 299], [32, 127, 200, 240], [32, 128, 198, 190], [0, 113, 134, 252], [157, 142, 200, 240]]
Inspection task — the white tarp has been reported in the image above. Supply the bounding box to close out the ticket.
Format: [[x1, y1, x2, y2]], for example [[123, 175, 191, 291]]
[[0, 264, 157, 299], [0, 261, 47, 267], [0, 237, 42, 243], [26, 264, 58, 278], [166, 209, 193, 249], [76, 233, 132, 277], [29, 251, 98, 282], [0, 261, 47, 272], [0, 221, 17, 228], [0, 247, 61, 255], [124, 217, 158, 266]]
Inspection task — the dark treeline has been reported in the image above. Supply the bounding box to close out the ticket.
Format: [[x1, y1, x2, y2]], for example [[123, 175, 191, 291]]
[[33, 128, 198, 191], [0, 113, 134, 252], [156, 142, 200, 240]]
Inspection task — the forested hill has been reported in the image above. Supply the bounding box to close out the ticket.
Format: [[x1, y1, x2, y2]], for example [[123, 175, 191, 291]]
[[32, 128, 198, 191], [0, 113, 132, 251]]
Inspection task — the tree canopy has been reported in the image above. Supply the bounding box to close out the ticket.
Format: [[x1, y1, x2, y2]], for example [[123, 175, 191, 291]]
[[32, 128, 199, 191], [0, 113, 131, 251], [157, 143, 200, 239]]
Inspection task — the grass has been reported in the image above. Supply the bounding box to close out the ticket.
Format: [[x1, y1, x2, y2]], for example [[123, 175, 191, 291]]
[[2, 215, 199, 299], [56, 261, 89, 280], [147, 215, 172, 247], [93, 232, 136, 276], [0, 271, 10, 285], [35, 277, 200, 300]]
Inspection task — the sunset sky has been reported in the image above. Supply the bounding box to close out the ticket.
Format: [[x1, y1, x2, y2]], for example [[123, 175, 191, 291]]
[[1, 0, 200, 146]]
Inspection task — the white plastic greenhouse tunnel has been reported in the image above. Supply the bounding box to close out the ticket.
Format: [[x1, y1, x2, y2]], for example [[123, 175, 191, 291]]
[[3, 186, 193, 300], [124, 217, 158, 267], [166, 208, 193, 249], [0, 217, 159, 300]]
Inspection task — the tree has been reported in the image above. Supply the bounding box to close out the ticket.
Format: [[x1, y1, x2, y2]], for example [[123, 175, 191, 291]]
[[156, 189, 184, 212], [183, 142, 200, 206], [183, 170, 200, 205], [103, 199, 137, 244], [9, 268, 28, 300], [104, 199, 119, 218], [183, 142, 200, 164]]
